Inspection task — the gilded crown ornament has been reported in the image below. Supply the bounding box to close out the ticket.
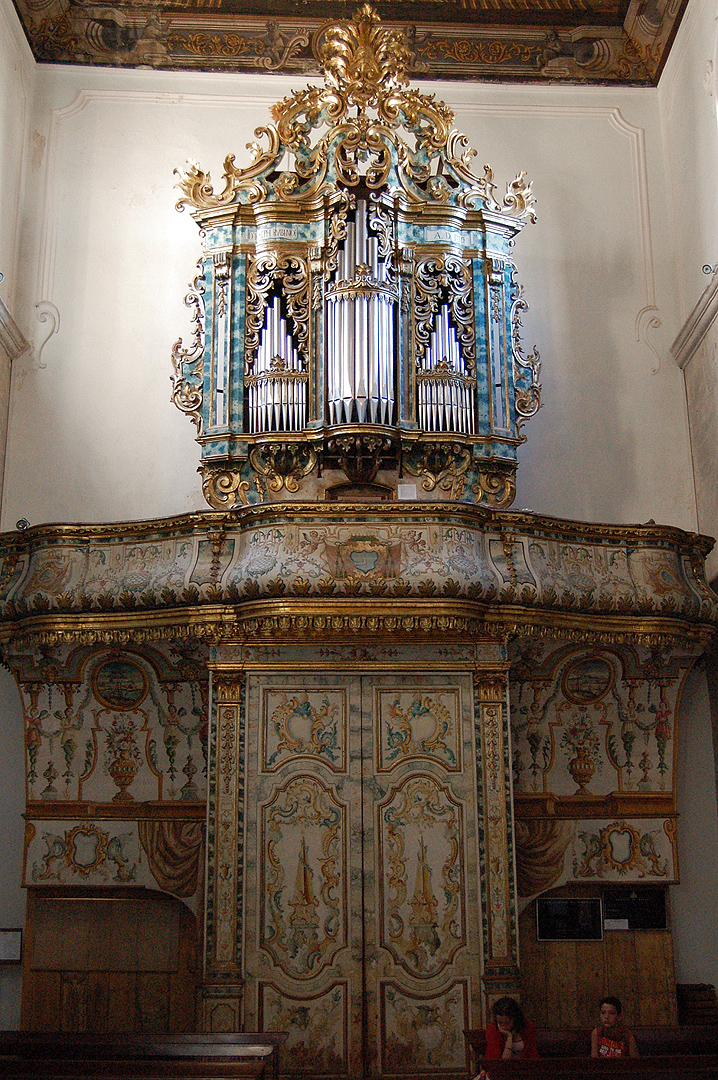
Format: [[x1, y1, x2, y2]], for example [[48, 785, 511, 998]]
[[174, 5, 540, 509]]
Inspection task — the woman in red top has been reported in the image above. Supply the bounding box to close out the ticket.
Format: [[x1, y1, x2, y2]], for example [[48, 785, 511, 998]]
[[485, 997, 540, 1060]]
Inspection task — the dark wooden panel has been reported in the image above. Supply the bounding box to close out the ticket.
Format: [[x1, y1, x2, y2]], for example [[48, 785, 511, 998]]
[[22, 889, 197, 1033], [519, 889, 678, 1029]]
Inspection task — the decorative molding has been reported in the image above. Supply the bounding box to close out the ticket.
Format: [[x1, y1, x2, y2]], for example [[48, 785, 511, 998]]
[[0, 504, 714, 653], [26, 800, 205, 820], [9, 1, 690, 85], [515, 792, 675, 819], [0, 294, 31, 361], [670, 269, 718, 370]]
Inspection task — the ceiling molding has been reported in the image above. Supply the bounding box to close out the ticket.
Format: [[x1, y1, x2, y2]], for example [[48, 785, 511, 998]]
[[13, 0, 689, 85]]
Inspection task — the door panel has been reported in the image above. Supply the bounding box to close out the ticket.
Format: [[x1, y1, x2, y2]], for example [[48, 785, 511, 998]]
[[243, 673, 481, 1078], [244, 674, 363, 1076], [364, 676, 480, 1076]]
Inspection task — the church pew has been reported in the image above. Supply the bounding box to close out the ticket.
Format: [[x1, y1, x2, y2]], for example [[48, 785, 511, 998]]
[[469, 1057, 718, 1080], [465, 1026, 718, 1069], [0, 1032, 287, 1080], [0, 1063, 267, 1079]]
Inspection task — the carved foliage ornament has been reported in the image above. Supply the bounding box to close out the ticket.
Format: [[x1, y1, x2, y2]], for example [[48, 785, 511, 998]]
[[174, 6, 536, 217]]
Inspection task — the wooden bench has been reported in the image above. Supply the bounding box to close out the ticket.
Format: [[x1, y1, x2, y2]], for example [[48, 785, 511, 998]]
[[465, 1026, 718, 1067], [467, 1057, 718, 1080], [0, 1033, 288, 1080], [0, 1062, 268, 1079]]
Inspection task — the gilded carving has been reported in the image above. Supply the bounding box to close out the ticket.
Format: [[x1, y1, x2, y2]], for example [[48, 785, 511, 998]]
[[262, 688, 346, 772], [170, 8, 550, 506], [201, 465, 251, 509], [0, 507, 714, 653], [479, 696, 512, 961], [244, 252, 310, 372], [402, 443, 472, 501], [377, 689, 460, 771], [171, 266, 205, 432], [248, 442, 318, 493], [473, 464, 517, 509]]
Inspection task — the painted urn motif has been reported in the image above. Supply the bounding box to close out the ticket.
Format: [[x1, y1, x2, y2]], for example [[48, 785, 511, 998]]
[[105, 717, 142, 801], [567, 745, 596, 793]]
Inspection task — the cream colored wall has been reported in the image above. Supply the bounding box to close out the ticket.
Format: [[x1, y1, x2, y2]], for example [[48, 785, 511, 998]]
[[660, 0, 718, 584], [0, 0, 33, 1028], [0, 0, 35, 512], [0, 44, 698, 531], [658, 0, 718, 991]]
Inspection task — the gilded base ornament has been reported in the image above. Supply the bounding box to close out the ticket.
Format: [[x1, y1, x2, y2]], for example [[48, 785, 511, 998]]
[[201, 466, 251, 510], [473, 463, 517, 509], [403, 442, 472, 502], [326, 433, 396, 485], [249, 442, 318, 493]]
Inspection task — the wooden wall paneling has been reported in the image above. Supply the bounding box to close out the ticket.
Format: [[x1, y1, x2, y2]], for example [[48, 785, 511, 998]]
[[634, 932, 678, 1026], [575, 939, 605, 1026], [171, 905, 199, 1033], [518, 905, 546, 1024], [544, 940, 575, 1027], [604, 929, 639, 1023], [27, 970, 61, 1031], [107, 970, 139, 1032], [517, 889, 678, 1030], [139, 972, 172, 1031], [22, 889, 198, 1033]]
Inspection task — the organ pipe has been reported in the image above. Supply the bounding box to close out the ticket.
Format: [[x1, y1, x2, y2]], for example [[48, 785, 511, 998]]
[[417, 303, 476, 435], [326, 199, 397, 427], [247, 294, 307, 433]]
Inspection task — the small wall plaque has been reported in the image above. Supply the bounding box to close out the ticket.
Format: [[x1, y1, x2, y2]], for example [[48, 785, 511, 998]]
[[0, 928, 22, 964]]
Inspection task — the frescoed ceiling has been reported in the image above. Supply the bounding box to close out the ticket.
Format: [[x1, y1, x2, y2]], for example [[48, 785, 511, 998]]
[[11, 0, 688, 84]]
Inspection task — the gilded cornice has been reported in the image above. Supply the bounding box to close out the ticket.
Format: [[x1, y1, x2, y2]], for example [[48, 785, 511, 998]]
[[0, 504, 714, 651], [1, 502, 712, 552]]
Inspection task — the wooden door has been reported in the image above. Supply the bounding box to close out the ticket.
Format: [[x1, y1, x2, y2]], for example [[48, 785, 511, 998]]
[[242, 672, 482, 1079]]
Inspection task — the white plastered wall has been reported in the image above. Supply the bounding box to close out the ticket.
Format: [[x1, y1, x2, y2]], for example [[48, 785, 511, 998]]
[[659, 0, 718, 992], [0, 0, 35, 508], [660, 0, 718, 584], [0, 0, 34, 1028]]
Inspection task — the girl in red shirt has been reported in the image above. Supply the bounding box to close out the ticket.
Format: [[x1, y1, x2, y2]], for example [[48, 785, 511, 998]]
[[485, 997, 540, 1060]]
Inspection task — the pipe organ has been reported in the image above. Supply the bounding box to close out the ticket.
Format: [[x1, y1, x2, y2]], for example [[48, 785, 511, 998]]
[[173, 4, 541, 507]]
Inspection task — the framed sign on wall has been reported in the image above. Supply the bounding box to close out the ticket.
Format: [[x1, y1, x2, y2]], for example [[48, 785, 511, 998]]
[[0, 928, 22, 964]]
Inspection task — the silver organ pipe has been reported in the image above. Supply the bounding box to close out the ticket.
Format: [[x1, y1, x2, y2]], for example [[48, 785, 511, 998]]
[[326, 199, 397, 426], [247, 294, 307, 432], [417, 302, 475, 434]]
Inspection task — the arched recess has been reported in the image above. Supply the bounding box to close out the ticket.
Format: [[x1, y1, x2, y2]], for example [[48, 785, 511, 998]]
[[21, 886, 198, 1032]]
